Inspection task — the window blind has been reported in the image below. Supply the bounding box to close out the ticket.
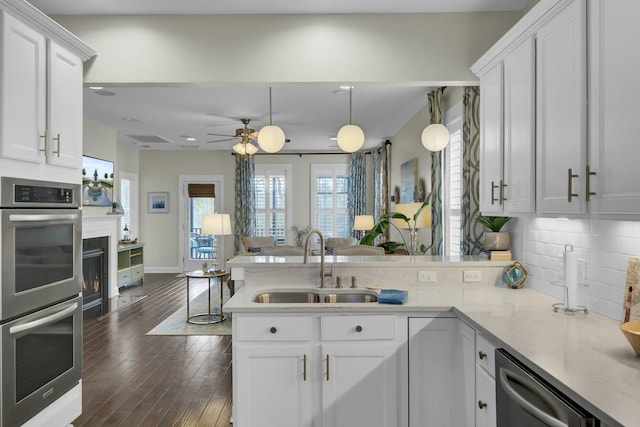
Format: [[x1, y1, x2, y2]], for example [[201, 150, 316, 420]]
[[188, 183, 215, 198]]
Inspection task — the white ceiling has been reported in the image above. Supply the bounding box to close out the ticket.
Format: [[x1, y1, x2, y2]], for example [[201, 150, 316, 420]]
[[29, 0, 531, 153]]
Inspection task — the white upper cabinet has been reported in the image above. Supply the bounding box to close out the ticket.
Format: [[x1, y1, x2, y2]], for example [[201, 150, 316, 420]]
[[0, 4, 93, 184], [0, 12, 46, 163], [587, 0, 640, 217], [535, 0, 587, 214], [478, 62, 504, 214]]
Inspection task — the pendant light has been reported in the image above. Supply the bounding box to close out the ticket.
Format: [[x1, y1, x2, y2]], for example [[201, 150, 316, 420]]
[[337, 86, 364, 153], [257, 87, 286, 153], [421, 88, 450, 152]]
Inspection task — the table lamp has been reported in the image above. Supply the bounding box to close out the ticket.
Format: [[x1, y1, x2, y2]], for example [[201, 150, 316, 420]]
[[354, 215, 375, 240], [394, 203, 431, 255], [201, 213, 232, 271]]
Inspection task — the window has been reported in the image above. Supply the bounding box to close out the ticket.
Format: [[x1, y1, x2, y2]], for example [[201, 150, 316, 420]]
[[119, 172, 139, 241], [254, 165, 292, 245], [443, 102, 463, 256], [311, 164, 349, 238]]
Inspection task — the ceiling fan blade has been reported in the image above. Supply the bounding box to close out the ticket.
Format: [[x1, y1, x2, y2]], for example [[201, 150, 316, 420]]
[[205, 138, 235, 143], [207, 133, 235, 137]]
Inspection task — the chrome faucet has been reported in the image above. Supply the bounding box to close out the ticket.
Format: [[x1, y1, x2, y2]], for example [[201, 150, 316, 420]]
[[304, 229, 331, 288]]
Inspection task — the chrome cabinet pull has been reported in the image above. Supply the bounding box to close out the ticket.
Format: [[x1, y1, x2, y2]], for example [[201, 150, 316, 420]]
[[586, 165, 596, 202], [491, 181, 499, 205], [567, 168, 579, 202], [478, 351, 487, 360], [478, 400, 488, 410], [326, 354, 330, 381], [269, 326, 277, 334], [303, 354, 307, 381], [39, 130, 48, 153], [52, 133, 61, 157], [500, 180, 507, 204]]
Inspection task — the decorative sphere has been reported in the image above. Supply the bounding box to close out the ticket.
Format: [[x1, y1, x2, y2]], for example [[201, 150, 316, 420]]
[[257, 125, 286, 153], [421, 123, 450, 151], [502, 262, 528, 289], [337, 124, 365, 153]]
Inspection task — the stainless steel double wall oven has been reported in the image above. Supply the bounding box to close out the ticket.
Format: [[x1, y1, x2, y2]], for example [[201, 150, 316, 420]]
[[0, 177, 83, 426]]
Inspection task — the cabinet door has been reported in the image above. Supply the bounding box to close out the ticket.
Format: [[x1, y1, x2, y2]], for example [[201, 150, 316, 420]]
[[234, 343, 314, 427], [536, 0, 587, 214], [475, 367, 496, 427], [47, 40, 83, 169], [0, 12, 46, 163], [408, 318, 474, 427], [321, 343, 398, 427], [588, 0, 640, 216], [503, 37, 535, 213], [478, 62, 504, 214]]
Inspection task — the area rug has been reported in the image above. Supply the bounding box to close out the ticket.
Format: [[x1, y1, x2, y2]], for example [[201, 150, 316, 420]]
[[147, 278, 232, 336]]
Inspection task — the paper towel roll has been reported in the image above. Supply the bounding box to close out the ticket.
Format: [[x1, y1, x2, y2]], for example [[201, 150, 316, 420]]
[[564, 247, 578, 309]]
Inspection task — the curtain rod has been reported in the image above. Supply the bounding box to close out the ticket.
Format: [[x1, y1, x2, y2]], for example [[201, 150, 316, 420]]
[[231, 151, 374, 157]]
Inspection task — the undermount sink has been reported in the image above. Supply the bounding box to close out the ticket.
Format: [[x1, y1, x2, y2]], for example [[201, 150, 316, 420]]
[[252, 289, 378, 304]]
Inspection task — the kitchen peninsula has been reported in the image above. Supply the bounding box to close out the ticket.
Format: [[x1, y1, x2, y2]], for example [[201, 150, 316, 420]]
[[224, 255, 637, 427]]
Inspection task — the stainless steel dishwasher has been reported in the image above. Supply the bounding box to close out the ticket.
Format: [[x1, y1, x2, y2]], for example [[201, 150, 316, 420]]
[[496, 349, 598, 427]]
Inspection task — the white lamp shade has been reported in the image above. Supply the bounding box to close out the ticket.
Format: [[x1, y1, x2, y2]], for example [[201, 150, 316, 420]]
[[354, 215, 375, 231], [233, 142, 258, 155], [202, 213, 232, 236], [257, 125, 286, 153], [337, 124, 365, 153], [394, 203, 431, 229], [421, 123, 450, 151]]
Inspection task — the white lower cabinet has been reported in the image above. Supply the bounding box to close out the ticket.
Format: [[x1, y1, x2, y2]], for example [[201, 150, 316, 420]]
[[233, 314, 400, 427], [408, 317, 475, 427], [475, 334, 498, 427]]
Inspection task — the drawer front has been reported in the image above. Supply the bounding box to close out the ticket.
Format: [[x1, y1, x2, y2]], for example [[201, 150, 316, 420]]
[[321, 315, 395, 341], [235, 316, 313, 342], [131, 264, 144, 279], [476, 365, 497, 427], [117, 269, 131, 284], [476, 334, 497, 377]]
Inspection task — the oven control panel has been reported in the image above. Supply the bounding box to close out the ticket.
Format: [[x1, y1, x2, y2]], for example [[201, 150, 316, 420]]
[[14, 184, 74, 204], [1, 177, 80, 208]]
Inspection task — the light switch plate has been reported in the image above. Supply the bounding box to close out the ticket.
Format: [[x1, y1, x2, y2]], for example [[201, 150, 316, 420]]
[[418, 270, 436, 283], [463, 270, 482, 282]]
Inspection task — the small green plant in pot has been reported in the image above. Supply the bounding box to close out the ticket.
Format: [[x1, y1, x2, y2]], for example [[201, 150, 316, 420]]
[[476, 215, 512, 251]]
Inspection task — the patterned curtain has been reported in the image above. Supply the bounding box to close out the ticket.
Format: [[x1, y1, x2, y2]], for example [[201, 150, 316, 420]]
[[462, 86, 484, 255], [348, 151, 367, 238], [372, 141, 391, 243], [429, 88, 444, 255], [234, 154, 255, 253]]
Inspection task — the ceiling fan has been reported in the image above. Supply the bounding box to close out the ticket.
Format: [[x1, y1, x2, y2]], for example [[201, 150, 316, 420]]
[[206, 118, 290, 154]]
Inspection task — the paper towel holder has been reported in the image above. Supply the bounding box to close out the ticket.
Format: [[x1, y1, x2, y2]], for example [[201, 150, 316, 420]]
[[552, 244, 588, 314]]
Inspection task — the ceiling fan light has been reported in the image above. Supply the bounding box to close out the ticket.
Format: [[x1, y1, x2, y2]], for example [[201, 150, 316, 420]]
[[337, 124, 364, 153], [257, 125, 286, 153], [245, 143, 258, 155], [421, 123, 450, 152], [233, 142, 246, 155]]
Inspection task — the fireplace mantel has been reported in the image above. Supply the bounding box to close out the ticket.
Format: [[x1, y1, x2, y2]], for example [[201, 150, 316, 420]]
[[82, 213, 120, 298]]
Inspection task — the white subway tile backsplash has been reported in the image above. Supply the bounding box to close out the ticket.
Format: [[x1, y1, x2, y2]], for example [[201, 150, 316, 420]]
[[515, 217, 640, 322]]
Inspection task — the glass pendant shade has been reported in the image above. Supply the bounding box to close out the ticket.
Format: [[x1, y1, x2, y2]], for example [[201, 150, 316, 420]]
[[257, 125, 286, 153], [421, 123, 450, 152], [337, 124, 365, 153], [233, 142, 258, 155]]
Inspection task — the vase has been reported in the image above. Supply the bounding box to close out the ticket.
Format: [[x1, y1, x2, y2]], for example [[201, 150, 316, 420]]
[[483, 231, 510, 251]]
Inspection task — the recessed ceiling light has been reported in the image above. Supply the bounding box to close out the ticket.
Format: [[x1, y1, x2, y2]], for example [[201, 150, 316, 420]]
[[185, 137, 196, 141], [88, 86, 104, 90], [122, 117, 139, 122], [339, 85, 353, 90], [330, 137, 338, 141]]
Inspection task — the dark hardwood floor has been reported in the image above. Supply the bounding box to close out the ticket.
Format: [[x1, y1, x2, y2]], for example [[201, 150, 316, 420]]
[[74, 273, 233, 427]]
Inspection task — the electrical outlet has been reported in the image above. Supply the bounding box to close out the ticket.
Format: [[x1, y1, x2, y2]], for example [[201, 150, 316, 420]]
[[418, 270, 436, 283], [463, 270, 482, 282]]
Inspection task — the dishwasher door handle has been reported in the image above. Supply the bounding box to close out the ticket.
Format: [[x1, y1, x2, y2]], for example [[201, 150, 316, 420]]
[[498, 367, 568, 427]]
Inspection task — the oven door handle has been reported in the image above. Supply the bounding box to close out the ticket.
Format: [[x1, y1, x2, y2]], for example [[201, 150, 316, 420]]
[[498, 367, 568, 427], [9, 302, 78, 335], [9, 213, 79, 222]]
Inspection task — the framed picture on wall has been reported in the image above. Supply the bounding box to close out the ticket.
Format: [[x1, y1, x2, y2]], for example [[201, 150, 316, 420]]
[[400, 158, 418, 203], [148, 192, 169, 213]]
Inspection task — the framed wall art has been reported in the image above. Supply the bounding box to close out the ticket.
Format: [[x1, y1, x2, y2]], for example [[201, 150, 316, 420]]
[[400, 158, 418, 203], [148, 192, 169, 213]]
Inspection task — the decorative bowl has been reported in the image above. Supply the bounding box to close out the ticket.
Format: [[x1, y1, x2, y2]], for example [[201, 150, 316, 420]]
[[620, 321, 640, 356]]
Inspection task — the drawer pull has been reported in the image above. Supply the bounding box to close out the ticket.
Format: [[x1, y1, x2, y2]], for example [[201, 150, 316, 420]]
[[326, 354, 330, 381], [355, 325, 363, 333], [269, 326, 277, 334], [478, 351, 487, 360], [303, 354, 307, 381], [478, 400, 488, 410]]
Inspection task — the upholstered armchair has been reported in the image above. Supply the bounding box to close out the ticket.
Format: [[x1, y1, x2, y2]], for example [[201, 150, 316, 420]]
[[324, 237, 358, 255], [241, 236, 276, 254]]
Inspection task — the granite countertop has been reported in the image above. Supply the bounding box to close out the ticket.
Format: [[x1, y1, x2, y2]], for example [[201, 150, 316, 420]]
[[224, 280, 639, 427], [227, 254, 509, 267]]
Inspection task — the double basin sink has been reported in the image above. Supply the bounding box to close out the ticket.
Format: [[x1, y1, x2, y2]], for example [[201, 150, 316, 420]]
[[252, 288, 378, 304]]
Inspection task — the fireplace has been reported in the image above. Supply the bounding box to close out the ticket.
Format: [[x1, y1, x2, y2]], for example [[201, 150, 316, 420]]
[[82, 237, 109, 318]]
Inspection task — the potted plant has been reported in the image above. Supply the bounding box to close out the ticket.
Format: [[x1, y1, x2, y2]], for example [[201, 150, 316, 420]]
[[360, 197, 431, 255], [476, 215, 512, 251]]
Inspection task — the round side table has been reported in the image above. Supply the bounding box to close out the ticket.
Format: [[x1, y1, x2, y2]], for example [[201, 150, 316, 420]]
[[185, 270, 229, 324]]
